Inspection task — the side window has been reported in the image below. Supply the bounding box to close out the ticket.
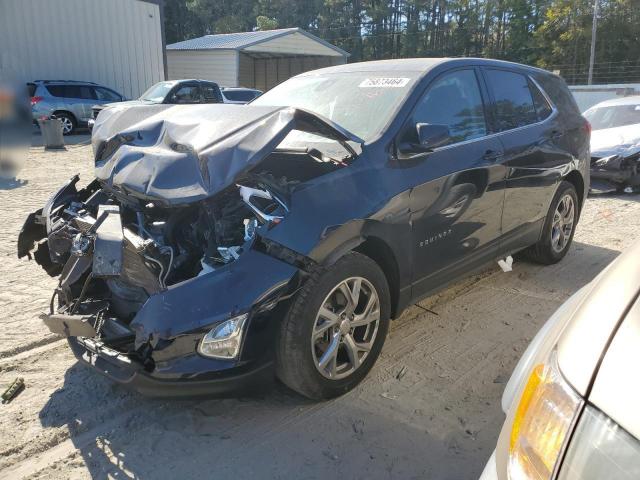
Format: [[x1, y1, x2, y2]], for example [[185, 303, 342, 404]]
[[485, 69, 537, 130], [528, 79, 553, 121], [78, 85, 96, 100], [202, 84, 222, 103], [94, 87, 121, 102], [168, 84, 200, 104], [409, 69, 487, 146], [224, 90, 257, 102], [46, 85, 67, 97]]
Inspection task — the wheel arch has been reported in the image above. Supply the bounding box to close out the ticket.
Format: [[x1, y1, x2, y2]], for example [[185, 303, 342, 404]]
[[564, 170, 585, 211], [353, 236, 401, 319], [52, 110, 77, 124]]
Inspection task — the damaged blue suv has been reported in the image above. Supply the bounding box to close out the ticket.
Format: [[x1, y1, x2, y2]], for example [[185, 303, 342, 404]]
[[18, 58, 590, 400]]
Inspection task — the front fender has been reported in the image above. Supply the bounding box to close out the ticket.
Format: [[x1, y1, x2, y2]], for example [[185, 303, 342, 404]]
[[130, 249, 298, 349]]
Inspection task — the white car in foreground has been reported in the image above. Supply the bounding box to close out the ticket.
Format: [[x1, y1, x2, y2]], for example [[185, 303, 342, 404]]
[[585, 96, 640, 192], [481, 239, 640, 480]]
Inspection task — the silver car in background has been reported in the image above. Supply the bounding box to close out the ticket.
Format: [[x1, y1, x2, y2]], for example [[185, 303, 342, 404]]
[[29, 80, 125, 135], [585, 96, 640, 192], [481, 239, 640, 480], [221, 87, 262, 104]]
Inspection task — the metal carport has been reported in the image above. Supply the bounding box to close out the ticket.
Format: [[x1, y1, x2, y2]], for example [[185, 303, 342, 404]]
[[166, 28, 349, 91]]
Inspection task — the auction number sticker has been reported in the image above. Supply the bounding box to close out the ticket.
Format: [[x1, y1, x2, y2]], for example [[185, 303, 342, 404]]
[[359, 77, 410, 88]]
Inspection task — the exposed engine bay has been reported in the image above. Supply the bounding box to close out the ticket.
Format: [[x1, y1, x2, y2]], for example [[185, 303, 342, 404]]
[[19, 151, 345, 354], [17, 104, 363, 370]]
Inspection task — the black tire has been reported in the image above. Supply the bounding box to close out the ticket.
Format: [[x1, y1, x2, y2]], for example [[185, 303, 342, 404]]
[[524, 181, 579, 265], [54, 112, 76, 135], [276, 252, 391, 400]]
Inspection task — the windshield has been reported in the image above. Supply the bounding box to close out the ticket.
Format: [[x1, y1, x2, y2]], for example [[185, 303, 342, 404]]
[[584, 104, 640, 131], [139, 82, 176, 103], [252, 72, 419, 141]]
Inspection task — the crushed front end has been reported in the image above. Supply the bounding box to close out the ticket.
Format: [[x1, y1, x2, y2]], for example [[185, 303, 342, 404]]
[[18, 174, 303, 395], [17, 104, 360, 396], [590, 145, 640, 193]]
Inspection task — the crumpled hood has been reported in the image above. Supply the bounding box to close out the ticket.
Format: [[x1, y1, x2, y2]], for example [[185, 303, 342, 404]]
[[91, 104, 361, 206], [591, 123, 640, 158]]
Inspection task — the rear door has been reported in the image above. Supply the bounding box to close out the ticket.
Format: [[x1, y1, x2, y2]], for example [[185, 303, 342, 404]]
[[482, 68, 571, 254], [404, 68, 507, 299], [71, 85, 97, 122]]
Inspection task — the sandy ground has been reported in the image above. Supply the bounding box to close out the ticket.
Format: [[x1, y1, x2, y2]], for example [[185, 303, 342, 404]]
[[1, 135, 640, 479]]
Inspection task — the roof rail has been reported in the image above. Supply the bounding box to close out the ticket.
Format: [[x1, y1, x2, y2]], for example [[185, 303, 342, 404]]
[[34, 80, 98, 84]]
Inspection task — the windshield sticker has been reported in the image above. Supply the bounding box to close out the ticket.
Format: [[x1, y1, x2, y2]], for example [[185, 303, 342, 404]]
[[359, 78, 410, 88]]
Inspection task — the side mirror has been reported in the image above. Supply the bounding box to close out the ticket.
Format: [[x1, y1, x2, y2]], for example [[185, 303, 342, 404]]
[[416, 123, 451, 149], [397, 123, 451, 159]]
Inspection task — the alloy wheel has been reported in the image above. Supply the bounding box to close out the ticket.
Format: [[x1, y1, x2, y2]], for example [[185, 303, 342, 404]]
[[551, 194, 575, 253], [59, 116, 73, 134], [311, 277, 380, 380]]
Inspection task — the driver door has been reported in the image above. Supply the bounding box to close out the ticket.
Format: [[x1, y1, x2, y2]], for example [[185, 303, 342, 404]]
[[400, 68, 507, 299], [166, 82, 202, 104]]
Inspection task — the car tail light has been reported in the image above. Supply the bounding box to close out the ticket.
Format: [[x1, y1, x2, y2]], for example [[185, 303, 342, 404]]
[[583, 119, 592, 136], [31, 96, 43, 106], [508, 352, 582, 479]]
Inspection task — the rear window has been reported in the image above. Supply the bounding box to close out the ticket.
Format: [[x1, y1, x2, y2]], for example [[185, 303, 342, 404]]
[[46, 84, 96, 99], [529, 80, 553, 121], [224, 90, 258, 102], [486, 69, 538, 131], [533, 73, 581, 119]]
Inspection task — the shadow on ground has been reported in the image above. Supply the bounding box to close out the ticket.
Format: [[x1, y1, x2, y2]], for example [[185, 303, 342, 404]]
[[38, 240, 620, 479]]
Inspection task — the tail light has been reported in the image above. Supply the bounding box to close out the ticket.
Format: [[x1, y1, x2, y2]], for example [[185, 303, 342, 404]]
[[30, 96, 43, 107], [583, 119, 592, 136]]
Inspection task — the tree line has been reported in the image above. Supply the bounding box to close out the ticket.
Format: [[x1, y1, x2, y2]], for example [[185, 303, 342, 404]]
[[164, 0, 640, 84]]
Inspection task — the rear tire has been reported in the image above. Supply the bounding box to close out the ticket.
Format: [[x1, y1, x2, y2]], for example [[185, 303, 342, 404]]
[[276, 252, 390, 400], [54, 112, 76, 135], [524, 181, 579, 265]]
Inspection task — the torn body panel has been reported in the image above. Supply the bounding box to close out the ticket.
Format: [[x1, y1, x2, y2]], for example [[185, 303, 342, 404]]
[[590, 125, 640, 191], [92, 104, 362, 206]]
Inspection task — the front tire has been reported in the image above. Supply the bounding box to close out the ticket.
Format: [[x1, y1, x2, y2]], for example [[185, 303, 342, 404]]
[[524, 181, 579, 265], [276, 252, 390, 400]]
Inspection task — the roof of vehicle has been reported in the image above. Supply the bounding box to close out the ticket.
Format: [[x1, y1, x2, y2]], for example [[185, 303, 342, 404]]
[[157, 79, 219, 85], [589, 95, 640, 108], [297, 57, 556, 76]]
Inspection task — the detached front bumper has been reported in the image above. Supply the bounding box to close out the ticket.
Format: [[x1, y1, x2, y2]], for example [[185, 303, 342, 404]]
[[66, 335, 274, 397]]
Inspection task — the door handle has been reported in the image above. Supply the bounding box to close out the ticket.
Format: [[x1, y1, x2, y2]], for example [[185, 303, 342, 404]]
[[483, 149, 503, 162]]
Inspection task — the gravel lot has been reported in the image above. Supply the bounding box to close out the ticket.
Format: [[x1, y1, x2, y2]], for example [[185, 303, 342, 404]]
[[1, 136, 639, 479]]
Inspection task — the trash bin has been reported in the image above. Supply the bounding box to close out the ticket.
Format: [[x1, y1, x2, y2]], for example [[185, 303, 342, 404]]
[[38, 117, 65, 150]]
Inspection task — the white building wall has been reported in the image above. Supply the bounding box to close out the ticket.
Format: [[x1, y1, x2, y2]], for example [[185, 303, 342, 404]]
[[0, 0, 165, 99], [167, 50, 239, 87]]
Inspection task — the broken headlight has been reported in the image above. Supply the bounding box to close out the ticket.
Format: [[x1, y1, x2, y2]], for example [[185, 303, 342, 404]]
[[198, 314, 248, 359]]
